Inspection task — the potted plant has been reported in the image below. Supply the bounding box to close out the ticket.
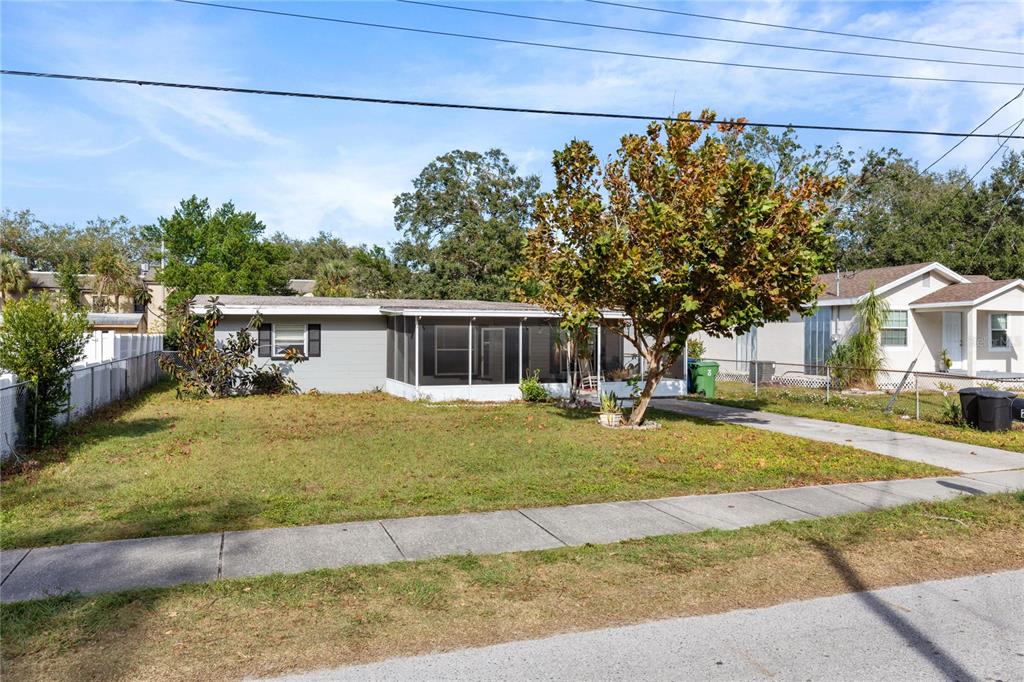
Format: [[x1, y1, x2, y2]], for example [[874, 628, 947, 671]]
[[938, 348, 953, 373], [598, 391, 622, 427]]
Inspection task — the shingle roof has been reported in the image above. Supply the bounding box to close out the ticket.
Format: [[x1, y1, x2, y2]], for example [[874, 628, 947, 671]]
[[29, 271, 96, 289], [964, 274, 994, 283], [193, 294, 548, 313], [816, 262, 939, 301], [911, 279, 1022, 306]]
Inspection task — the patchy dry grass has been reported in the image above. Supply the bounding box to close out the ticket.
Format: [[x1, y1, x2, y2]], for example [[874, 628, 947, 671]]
[[2, 494, 1022, 682], [0, 385, 946, 548], [684, 381, 1024, 453]]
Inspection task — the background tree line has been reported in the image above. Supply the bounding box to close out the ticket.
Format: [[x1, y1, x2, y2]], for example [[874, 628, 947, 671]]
[[2, 133, 1021, 311]]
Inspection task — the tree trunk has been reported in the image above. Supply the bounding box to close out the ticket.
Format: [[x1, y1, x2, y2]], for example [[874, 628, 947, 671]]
[[628, 365, 664, 426]]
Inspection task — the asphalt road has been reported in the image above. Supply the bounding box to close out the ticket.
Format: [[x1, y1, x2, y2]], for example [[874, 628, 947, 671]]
[[266, 569, 1024, 681]]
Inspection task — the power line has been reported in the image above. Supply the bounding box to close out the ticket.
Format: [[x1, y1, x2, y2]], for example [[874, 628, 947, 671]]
[[919, 116, 1023, 249], [922, 87, 1024, 173], [995, 117, 1024, 138], [398, 0, 1021, 71], [587, 0, 1024, 58], [172, 0, 1024, 87], [4, 69, 1024, 140], [967, 174, 1023, 270], [964, 117, 1023, 186]]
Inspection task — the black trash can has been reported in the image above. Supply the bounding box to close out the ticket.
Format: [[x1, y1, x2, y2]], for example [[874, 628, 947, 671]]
[[1011, 397, 1024, 422], [686, 358, 698, 394], [958, 387, 984, 428], [977, 389, 1015, 432]]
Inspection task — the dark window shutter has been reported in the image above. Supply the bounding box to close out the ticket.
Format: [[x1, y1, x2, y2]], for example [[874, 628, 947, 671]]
[[258, 323, 272, 357], [308, 324, 321, 357]]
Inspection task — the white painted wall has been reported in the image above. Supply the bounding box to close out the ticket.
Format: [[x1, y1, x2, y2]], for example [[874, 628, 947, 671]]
[[215, 315, 387, 393], [973, 287, 1024, 373]]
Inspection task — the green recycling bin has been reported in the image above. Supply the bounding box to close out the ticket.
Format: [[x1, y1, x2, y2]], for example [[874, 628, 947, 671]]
[[690, 360, 719, 398]]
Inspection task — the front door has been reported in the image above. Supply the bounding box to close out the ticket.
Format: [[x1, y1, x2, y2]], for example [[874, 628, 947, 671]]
[[942, 312, 963, 370]]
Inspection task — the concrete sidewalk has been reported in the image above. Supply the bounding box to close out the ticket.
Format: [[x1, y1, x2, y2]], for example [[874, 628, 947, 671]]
[[653, 399, 1024, 473], [268, 569, 1024, 681], [2, 469, 1021, 603]]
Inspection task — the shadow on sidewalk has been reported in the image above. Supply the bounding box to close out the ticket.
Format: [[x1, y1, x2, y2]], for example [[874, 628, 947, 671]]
[[811, 539, 977, 682]]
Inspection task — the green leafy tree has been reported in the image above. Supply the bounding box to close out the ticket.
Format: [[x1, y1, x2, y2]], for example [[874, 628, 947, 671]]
[[831, 149, 1024, 279], [159, 298, 303, 398], [393, 149, 540, 300], [1, 210, 145, 270], [143, 196, 290, 310], [522, 113, 841, 425], [270, 231, 352, 280], [56, 257, 85, 309], [0, 295, 88, 446], [0, 252, 29, 305], [347, 245, 410, 298]]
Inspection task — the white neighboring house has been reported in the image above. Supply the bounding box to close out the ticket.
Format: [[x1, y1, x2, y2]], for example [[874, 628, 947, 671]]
[[694, 262, 1024, 378]]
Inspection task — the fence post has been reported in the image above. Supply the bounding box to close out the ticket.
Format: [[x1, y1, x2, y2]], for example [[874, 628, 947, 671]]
[[826, 365, 831, 404], [33, 380, 38, 448], [915, 375, 920, 420], [753, 360, 759, 397], [90, 365, 95, 413]]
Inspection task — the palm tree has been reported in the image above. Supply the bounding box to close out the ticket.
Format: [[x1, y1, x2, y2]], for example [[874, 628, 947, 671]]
[[313, 260, 353, 297], [0, 253, 29, 306], [92, 252, 137, 312]]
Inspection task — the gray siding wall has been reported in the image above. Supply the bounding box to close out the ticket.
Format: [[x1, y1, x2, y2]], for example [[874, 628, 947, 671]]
[[215, 315, 387, 393]]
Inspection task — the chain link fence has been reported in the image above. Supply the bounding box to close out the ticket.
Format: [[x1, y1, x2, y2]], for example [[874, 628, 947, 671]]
[[701, 357, 1024, 419], [1, 350, 165, 462]]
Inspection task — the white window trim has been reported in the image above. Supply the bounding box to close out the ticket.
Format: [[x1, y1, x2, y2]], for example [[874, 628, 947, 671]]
[[988, 313, 1010, 352], [271, 322, 307, 358], [880, 310, 910, 349]]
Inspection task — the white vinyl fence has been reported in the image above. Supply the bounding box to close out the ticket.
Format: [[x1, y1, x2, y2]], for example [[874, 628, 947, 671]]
[[0, 349, 165, 462], [78, 331, 164, 366]]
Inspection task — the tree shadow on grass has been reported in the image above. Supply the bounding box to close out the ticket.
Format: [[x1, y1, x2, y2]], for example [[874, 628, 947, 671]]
[[0, 581, 199, 682], [1, 417, 176, 477], [3, 382, 177, 473], [4, 493, 267, 550], [810, 539, 977, 681]]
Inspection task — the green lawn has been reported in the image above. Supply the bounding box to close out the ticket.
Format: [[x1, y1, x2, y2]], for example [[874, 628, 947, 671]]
[[0, 383, 947, 549], [684, 381, 1024, 453], [3, 494, 1022, 682]]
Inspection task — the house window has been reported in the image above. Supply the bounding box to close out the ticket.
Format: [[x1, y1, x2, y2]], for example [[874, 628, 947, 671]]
[[418, 318, 469, 385], [990, 313, 1009, 350], [804, 307, 832, 374], [435, 325, 469, 377], [273, 322, 306, 357], [880, 310, 908, 347]]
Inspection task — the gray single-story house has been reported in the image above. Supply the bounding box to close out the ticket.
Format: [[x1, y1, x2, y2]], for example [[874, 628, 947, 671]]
[[192, 295, 687, 401]]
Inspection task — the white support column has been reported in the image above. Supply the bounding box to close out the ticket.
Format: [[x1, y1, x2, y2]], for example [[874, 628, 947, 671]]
[[414, 317, 420, 388], [596, 324, 602, 397], [468, 318, 473, 393], [518, 319, 524, 381], [966, 308, 978, 376]]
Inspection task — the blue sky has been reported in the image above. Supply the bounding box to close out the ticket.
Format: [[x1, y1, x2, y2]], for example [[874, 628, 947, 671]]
[[2, 1, 1022, 248]]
